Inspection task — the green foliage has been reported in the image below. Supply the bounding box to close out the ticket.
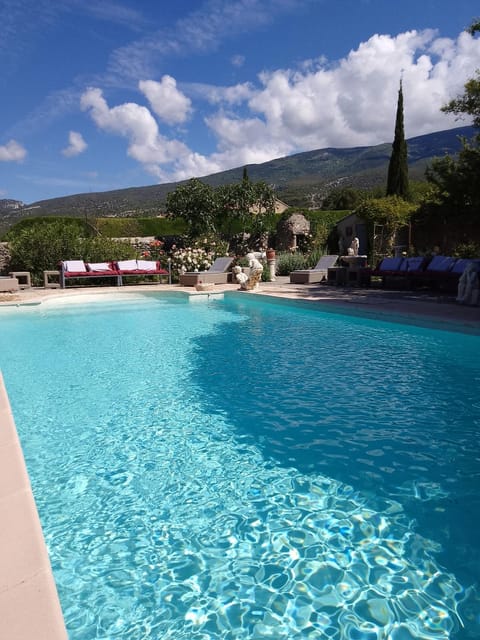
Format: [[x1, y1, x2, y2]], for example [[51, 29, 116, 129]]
[[166, 176, 277, 240], [467, 18, 480, 35], [80, 237, 136, 263], [354, 196, 415, 253], [408, 181, 434, 204], [3, 216, 90, 240], [321, 187, 366, 210], [275, 252, 308, 276], [386, 82, 410, 198], [290, 209, 349, 250], [451, 241, 480, 258], [166, 179, 219, 237], [95, 217, 186, 237], [274, 248, 327, 276], [425, 33, 480, 225], [442, 70, 480, 128], [7, 220, 135, 285]]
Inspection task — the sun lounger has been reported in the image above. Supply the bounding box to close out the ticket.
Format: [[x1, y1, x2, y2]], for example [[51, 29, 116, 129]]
[[115, 260, 169, 285], [289, 255, 339, 284], [410, 256, 479, 291], [367, 255, 479, 292], [179, 257, 234, 286], [368, 256, 428, 288]]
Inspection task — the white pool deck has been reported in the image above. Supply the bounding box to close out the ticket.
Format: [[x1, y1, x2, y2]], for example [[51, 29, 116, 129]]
[[0, 279, 479, 639]]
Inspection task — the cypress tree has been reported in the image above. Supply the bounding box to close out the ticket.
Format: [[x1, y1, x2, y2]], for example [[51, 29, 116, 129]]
[[386, 80, 409, 198]]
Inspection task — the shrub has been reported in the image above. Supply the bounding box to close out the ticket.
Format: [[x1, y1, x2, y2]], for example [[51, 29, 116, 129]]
[[95, 217, 186, 238], [275, 252, 308, 276], [3, 216, 90, 240], [451, 241, 480, 258], [169, 236, 229, 282], [7, 220, 137, 285]]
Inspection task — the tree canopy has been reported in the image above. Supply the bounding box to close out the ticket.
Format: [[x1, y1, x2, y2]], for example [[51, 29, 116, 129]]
[[166, 176, 276, 238], [425, 19, 480, 218], [165, 178, 219, 238]]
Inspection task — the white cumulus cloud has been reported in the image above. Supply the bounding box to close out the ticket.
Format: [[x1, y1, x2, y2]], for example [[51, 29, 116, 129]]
[[80, 87, 220, 179], [139, 75, 192, 125], [0, 139, 27, 162], [62, 131, 88, 157], [79, 28, 480, 185], [199, 28, 480, 174]]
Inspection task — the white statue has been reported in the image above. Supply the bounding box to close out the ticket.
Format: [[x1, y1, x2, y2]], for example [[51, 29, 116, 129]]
[[241, 252, 264, 290], [233, 265, 249, 288], [246, 252, 264, 272], [350, 237, 360, 256], [457, 263, 479, 306]]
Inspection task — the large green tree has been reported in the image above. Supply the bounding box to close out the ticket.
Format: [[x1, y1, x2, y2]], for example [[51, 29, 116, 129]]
[[216, 174, 276, 231], [425, 19, 480, 216], [386, 80, 410, 198], [165, 178, 219, 237], [166, 174, 276, 240]]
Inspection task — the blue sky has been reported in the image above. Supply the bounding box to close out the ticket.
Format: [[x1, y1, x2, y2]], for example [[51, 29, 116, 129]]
[[1, 0, 479, 204]]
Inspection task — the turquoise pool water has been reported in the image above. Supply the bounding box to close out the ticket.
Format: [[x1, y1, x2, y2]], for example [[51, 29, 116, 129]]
[[0, 292, 479, 639]]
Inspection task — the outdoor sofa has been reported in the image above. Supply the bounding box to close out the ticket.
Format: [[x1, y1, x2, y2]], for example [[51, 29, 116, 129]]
[[59, 259, 169, 288], [178, 257, 234, 286]]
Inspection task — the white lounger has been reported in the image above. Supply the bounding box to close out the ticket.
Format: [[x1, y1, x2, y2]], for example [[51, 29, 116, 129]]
[[179, 257, 234, 286]]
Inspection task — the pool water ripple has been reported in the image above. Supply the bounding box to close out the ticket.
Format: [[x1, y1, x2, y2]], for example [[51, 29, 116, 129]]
[[0, 295, 479, 638]]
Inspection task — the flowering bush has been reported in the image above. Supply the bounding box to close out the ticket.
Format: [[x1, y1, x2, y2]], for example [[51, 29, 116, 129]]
[[138, 239, 168, 265], [169, 237, 229, 281], [171, 246, 215, 275]]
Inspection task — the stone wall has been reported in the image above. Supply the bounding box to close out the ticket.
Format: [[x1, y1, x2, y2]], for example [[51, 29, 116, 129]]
[[0, 243, 11, 274]]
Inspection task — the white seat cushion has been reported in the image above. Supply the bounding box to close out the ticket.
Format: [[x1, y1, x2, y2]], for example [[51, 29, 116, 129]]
[[117, 260, 138, 270], [136, 260, 157, 271], [88, 262, 112, 272], [63, 260, 87, 272]]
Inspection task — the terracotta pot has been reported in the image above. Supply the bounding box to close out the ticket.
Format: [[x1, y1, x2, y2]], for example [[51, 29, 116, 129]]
[[266, 249, 276, 260]]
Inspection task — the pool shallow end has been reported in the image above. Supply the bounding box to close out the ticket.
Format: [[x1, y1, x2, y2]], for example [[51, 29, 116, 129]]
[[0, 372, 67, 640]]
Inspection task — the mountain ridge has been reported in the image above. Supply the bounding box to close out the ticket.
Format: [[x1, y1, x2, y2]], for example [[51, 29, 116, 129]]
[[0, 125, 474, 230]]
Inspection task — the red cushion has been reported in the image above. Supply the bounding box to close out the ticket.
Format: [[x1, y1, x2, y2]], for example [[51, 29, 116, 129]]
[[118, 269, 168, 275], [65, 270, 118, 277]]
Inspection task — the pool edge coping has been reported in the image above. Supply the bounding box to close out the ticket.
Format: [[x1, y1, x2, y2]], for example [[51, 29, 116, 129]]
[[0, 372, 68, 640]]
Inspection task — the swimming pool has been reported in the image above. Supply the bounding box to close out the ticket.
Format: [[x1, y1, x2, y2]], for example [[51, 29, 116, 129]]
[[0, 292, 479, 639]]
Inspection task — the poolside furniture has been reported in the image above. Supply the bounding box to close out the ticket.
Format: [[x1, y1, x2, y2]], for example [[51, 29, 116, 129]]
[[59, 259, 170, 288], [366, 255, 480, 292], [369, 256, 411, 288], [179, 257, 234, 286], [115, 259, 169, 285], [8, 271, 31, 289], [44, 270, 61, 288], [327, 266, 348, 286], [60, 260, 120, 288], [289, 255, 339, 284], [409, 256, 479, 292]]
